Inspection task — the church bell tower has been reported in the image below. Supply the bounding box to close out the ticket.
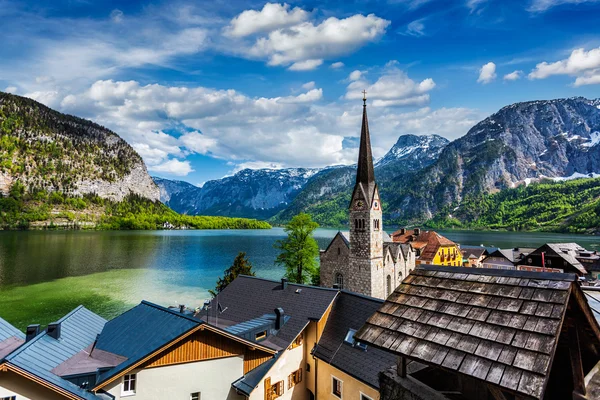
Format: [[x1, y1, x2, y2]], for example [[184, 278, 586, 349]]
[[348, 91, 384, 298]]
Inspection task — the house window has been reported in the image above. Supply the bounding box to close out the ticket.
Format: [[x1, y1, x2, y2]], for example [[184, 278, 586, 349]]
[[270, 380, 284, 399], [1, 397, 16, 400], [344, 329, 368, 350], [332, 376, 343, 398], [122, 373, 136, 396], [191, 393, 201, 400], [335, 273, 344, 290], [288, 368, 303, 389], [255, 330, 267, 341], [361, 394, 374, 400], [386, 275, 392, 297], [290, 334, 303, 349], [306, 363, 311, 372]]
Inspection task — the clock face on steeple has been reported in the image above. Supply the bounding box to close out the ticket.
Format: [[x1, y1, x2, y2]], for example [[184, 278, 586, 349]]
[[354, 200, 364, 210], [373, 200, 379, 210]]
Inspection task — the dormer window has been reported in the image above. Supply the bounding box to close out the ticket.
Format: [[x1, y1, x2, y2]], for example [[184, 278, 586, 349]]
[[344, 328, 367, 350], [255, 330, 267, 341]]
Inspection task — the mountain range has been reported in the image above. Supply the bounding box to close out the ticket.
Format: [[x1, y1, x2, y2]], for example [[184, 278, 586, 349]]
[[156, 97, 600, 228]]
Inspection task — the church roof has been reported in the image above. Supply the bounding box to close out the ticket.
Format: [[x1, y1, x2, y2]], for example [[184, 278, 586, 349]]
[[351, 96, 377, 207]]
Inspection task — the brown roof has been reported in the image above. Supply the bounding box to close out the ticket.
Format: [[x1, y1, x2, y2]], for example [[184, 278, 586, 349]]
[[355, 265, 600, 399], [391, 230, 457, 263]]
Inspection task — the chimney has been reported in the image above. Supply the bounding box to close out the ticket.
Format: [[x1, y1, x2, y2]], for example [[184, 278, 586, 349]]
[[25, 324, 40, 342], [274, 307, 285, 330], [332, 283, 340, 290], [400, 228, 406, 235], [414, 228, 420, 236], [179, 304, 186, 313], [47, 322, 61, 340], [281, 278, 288, 290]]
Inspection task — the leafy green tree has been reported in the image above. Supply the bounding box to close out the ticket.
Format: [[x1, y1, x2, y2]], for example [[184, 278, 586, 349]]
[[209, 252, 256, 296], [274, 213, 319, 284]]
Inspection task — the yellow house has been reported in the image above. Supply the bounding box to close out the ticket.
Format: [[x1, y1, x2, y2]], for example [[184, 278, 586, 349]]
[[391, 228, 461, 267]]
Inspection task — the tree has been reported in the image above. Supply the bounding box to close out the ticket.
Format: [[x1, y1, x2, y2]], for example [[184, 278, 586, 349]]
[[274, 213, 319, 284], [209, 252, 255, 296]]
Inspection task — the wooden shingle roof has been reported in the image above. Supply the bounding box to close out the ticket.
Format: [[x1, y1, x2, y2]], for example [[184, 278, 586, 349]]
[[355, 265, 599, 399]]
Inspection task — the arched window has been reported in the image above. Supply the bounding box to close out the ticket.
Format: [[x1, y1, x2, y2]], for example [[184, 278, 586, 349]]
[[354, 219, 359, 229], [386, 275, 392, 297], [398, 272, 403, 282], [335, 273, 344, 290]]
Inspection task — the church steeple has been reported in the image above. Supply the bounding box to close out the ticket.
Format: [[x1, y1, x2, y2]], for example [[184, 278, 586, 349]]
[[356, 90, 375, 186]]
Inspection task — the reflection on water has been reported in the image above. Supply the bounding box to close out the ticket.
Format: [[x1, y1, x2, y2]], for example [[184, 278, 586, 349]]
[[0, 228, 598, 307]]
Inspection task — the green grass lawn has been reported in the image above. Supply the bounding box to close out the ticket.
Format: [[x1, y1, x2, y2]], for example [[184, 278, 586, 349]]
[[0, 270, 140, 331]]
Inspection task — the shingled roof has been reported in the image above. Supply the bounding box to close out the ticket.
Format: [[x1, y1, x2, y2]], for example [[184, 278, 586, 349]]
[[0, 316, 24, 359], [355, 265, 600, 399], [313, 291, 397, 389]]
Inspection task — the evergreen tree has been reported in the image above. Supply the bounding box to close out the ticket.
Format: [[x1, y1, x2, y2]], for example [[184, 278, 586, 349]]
[[274, 213, 319, 284], [209, 252, 255, 296]]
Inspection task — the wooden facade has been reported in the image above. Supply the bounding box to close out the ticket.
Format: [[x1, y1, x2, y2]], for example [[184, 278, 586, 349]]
[[145, 327, 273, 374]]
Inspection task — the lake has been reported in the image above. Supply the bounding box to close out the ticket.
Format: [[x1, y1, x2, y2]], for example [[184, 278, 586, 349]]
[[0, 228, 599, 328]]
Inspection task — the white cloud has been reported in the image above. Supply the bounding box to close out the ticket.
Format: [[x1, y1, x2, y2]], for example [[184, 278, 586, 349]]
[[574, 73, 600, 86], [529, 47, 600, 86], [302, 81, 316, 90], [224, 3, 309, 38], [277, 88, 323, 103], [148, 159, 194, 176], [466, 0, 489, 12], [404, 19, 426, 36], [4, 86, 17, 93], [503, 70, 523, 80], [477, 62, 497, 84], [232, 161, 285, 172], [349, 70, 363, 81], [288, 59, 323, 71], [330, 62, 345, 69], [527, 0, 600, 12], [345, 64, 435, 107], [110, 9, 124, 23], [248, 14, 390, 68], [179, 131, 217, 154]]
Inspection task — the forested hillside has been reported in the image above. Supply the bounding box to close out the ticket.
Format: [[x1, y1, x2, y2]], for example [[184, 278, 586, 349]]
[[426, 177, 600, 233]]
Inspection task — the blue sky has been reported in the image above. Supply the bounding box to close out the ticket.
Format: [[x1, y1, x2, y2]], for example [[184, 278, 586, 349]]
[[1, 0, 600, 185]]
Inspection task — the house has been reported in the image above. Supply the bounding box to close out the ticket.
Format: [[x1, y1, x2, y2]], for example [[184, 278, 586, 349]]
[[577, 250, 600, 280], [312, 291, 398, 400], [0, 306, 108, 400], [355, 265, 600, 400], [391, 228, 462, 267], [481, 247, 535, 270], [460, 246, 489, 268], [518, 243, 588, 276], [319, 94, 415, 299]]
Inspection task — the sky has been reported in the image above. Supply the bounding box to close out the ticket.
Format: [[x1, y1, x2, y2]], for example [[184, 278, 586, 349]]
[[1, 0, 600, 186]]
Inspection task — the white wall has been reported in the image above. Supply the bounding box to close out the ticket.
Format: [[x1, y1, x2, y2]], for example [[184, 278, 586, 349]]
[[0, 370, 69, 400], [103, 355, 245, 400], [249, 337, 306, 400]]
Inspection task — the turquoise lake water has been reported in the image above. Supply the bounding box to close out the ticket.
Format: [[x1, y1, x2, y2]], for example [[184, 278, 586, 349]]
[[0, 228, 598, 307]]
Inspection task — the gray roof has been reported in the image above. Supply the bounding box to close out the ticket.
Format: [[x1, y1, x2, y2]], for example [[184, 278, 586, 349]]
[[313, 291, 397, 389], [206, 275, 338, 351], [4, 306, 106, 400], [95, 301, 201, 385], [232, 355, 279, 395], [541, 243, 586, 274], [0, 317, 24, 359]]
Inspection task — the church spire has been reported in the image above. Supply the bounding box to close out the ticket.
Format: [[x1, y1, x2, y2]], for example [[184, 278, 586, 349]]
[[356, 90, 375, 186]]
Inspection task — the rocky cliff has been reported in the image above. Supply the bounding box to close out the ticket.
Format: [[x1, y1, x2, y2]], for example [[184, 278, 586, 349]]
[[0, 92, 159, 201]]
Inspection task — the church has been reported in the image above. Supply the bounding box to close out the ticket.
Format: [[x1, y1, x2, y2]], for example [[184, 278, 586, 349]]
[[319, 94, 415, 300]]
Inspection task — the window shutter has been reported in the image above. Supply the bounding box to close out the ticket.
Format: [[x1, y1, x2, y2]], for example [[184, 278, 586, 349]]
[[288, 375, 291, 389], [277, 381, 284, 396], [265, 377, 272, 400]]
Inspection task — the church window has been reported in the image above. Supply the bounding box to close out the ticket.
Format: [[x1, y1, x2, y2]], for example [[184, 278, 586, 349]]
[[335, 273, 344, 290], [398, 272, 403, 281], [355, 219, 359, 229], [361, 219, 365, 229], [386, 275, 392, 297], [337, 247, 341, 255]]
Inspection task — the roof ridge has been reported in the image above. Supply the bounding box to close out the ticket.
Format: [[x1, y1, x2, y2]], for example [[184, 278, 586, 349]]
[[140, 300, 203, 324], [236, 275, 340, 291], [5, 305, 93, 360], [340, 290, 384, 304], [417, 264, 577, 281]]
